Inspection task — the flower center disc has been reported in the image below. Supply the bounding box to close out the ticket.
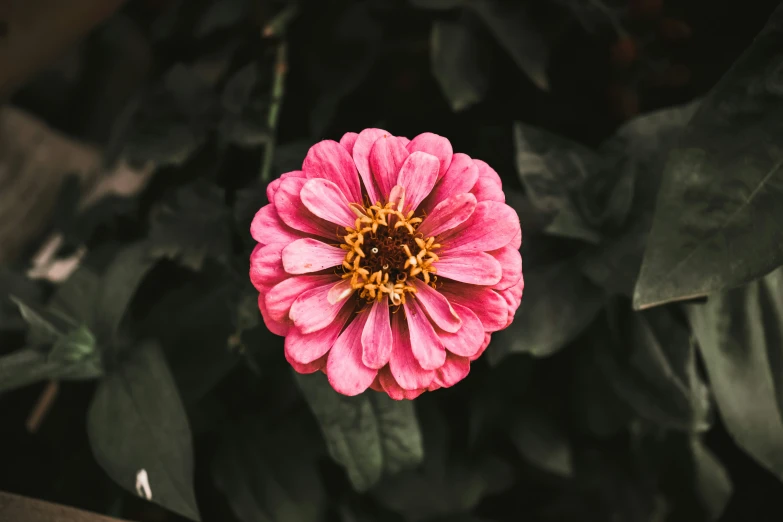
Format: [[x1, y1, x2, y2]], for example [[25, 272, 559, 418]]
[[340, 201, 440, 306]]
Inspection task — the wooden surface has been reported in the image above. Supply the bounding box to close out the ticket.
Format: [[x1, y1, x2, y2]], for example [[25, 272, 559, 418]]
[[0, 491, 132, 522]]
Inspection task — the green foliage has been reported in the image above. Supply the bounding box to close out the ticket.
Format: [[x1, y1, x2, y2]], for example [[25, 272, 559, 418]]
[[4, 1, 783, 521]]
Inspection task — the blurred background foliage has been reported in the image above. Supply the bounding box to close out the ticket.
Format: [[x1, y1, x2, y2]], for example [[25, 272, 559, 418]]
[[2, 0, 783, 521]]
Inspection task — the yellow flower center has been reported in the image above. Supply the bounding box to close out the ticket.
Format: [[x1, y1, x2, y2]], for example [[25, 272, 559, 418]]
[[340, 200, 440, 306]]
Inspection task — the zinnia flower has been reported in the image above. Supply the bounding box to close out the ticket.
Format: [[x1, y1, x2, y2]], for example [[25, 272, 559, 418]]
[[250, 129, 523, 399]]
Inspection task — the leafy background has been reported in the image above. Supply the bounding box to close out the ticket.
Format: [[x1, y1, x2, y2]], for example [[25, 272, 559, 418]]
[[2, 0, 783, 521]]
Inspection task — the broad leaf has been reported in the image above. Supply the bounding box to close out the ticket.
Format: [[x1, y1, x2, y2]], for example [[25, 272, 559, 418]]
[[213, 417, 325, 522], [577, 102, 701, 296], [373, 406, 513, 521], [634, 4, 783, 309], [0, 344, 102, 394], [9, 295, 70, 346], [87, 341, 199, 520], [596, 306, 711, 432], [294, 372, 423, 491], [490, 259, 603, 361], [94, 243, 161, 346], [513, 122, 601, 243], [687, 266, 783, 481], [431, 19, 488, 112], [690, 436, 732, 520], [469, 0, 550, 90], [510, 408, 573, 477]]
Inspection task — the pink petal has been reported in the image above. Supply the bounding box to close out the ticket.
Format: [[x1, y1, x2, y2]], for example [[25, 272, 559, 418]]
[[509, 227, 522, 250], [434, 353, 470, 388], [290, 280, 354, 334], [389, 313, 435, 389], [327, 312, 378, 396], [361, 297, 393, 369], [403, 297, 447, 370], [266, 275, 335, 324], [379, 368, 426, 400], [439, 201, 520, 253], [437, 303, 484, 357], [282, 238, 346, 274], [439, 283, 509, 332], [475, 159, 502, 187], [266, 178, 282, 203], [420, 153, 479, 212], [417, 193, 477, 238], [250, 243, 287, 291], [369, 375, 384, 392], [251, 205, 305, 245], [327, 279, 355, 305], [274, 177, 336, 239], [470, 333, 492, 361], [300, 178, 356, 228], [407, 132, 453, 180], [388, 185, 405, 211], [258, 293, 289, 336], [396, 151, 440, 212], [303, 140, 363, 203], [410, 280, 461, 333], [285, 305, 353, 364], [471, 175, 505, 203], [489, 243, 523, 291], [287, 352, 327, 375], [499, 274, 524, 328], [339, 132, 359, 154], [435, 251, 502, 285], [370, 136, 410, 201], [352, 128, 389, 204]]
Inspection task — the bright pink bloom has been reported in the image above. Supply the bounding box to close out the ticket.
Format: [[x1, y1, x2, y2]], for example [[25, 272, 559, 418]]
[[250, 129, 523, 399]]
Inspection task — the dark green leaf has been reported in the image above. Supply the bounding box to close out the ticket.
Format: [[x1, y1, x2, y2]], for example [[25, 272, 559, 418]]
[[9, 295, 69, 346], [512, 122, 601, 243], [125, 64, 218, 168], [469, 0, 550, 90], [213, 417, 325, 522], [578, 102, 702, 295], [633, 5, 783, 309], [148, 183, 233, 271], [690, 436, 732, 520], [49, 324, 100, 371], [87, 340, 199, 520], [0, 345, 102, 394], [0, 269, 42, 331], [219, 63, 270, 147], [194, 0, 250, 37], [687, 266, 783, 481], [49, 267, 102, 329], [510, 408, 573, 477], [596, 306, 711, 432], [94, 243, 160, 345], [489, 259, 603, 361], [431, 19, 488, 112], [373, 408, 513, 521], [294, 372, 423, 491], [410, 0, 463, 9]]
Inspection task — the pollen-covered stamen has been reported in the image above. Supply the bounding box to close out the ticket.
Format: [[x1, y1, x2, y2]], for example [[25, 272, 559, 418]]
[[339, 200, 439, 304]]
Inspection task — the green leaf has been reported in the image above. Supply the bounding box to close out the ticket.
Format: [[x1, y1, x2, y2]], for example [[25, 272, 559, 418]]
[[489, 259, 603, 361], [469, 0, 550, 90], [510, 408, 573, 477], [49, 324, 101, 372], [596, 306, 711, 432], [9, 295, 69, 346], [512, 122, 602, 243], [219, 63, 270, 148], [87, 340, 199, 520], [194, 0, 250, 37], [690, 436, 732, 520], [125, 64, 218, 168], [94, 243, 161, 345], [0, 344, 102, 394], [687, 266, 783, 481], [294, 372, 423, 491], [431, 19, 488, 112], [213, 417, 325, 522], [578, 102, 701, 295], [49, 266, 102, 329], [148, 183, 233, 271], [0, 268, 42, 331], [633, 4, 783, 309], [373, 407, 513, 521], [410, 0, 463, 9]]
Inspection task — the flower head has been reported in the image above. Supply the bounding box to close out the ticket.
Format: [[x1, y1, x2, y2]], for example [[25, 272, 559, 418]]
[[250, 129, 523, 399]]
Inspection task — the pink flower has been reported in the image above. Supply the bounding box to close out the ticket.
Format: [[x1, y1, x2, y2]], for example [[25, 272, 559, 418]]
[[250, 129, 523, 399]]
